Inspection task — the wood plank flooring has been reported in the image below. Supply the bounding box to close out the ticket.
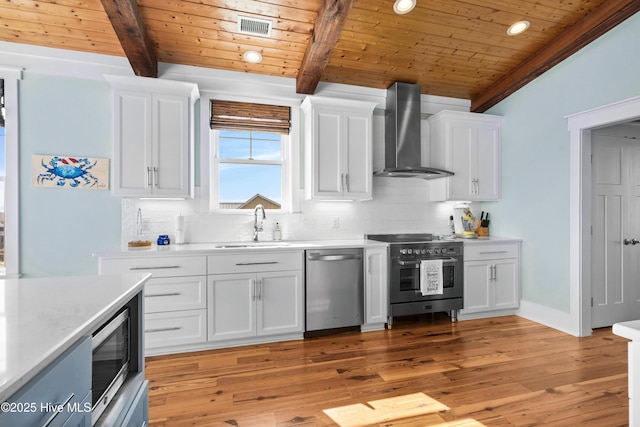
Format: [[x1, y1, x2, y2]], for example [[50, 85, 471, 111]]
[[145, 314, 630, 426]]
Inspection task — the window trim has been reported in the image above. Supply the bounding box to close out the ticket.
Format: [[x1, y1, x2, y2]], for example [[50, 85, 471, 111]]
[[199, 92, 302, 214], [0, 66, 22, 278]]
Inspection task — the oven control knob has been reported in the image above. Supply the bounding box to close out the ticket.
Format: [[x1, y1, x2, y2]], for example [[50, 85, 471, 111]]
[[407, 249, 413, 254], [400, 249, 407, 255], [427, 249, 433, 255], [435, 248, 441, 254], [420, 249, 425, 255]]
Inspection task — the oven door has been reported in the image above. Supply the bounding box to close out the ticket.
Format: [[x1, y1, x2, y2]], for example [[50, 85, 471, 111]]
[[390, 256, 462, 303]]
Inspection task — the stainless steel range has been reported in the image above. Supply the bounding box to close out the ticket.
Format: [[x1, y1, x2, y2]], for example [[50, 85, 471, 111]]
[[366, 233, 463, 326]]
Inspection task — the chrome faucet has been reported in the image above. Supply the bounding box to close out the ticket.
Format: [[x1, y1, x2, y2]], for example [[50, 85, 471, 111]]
[[253, 204, 266, 241]]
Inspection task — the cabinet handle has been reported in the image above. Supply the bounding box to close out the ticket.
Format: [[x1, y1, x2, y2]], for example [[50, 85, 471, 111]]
[[236, 261, 278, 266], [489, 265, 497, 281], [147, 167, 152, 188], [345, 173, 350, 192], [479, 251, 508, 255], [42, 393, 75, 427], [257, 278, 263, 301], [130, 265, 181, 270], [145, 292, 181, 298], [145, 326, 182, 333], [153, 167, 158, 188]]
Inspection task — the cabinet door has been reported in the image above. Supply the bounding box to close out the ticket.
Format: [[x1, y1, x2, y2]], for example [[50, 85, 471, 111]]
[[449, 122, 475, 199], [119, 380, 149, 427], [112, 91, 153, 196], [152, 94, 191, 197], [62, 392, 91, 427], [462, 261, 492, 313], [303, 96, 375, 201], [365, 247, 388, 326], [208, 274, 256, 341], [474, 124, 500, 200], [344, 112, 372, 200], [313, 108, 344, 198], [492, 259, 518, 310], [257, 270, 303, 335]]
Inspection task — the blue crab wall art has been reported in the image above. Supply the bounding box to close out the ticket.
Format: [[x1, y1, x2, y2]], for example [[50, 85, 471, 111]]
[[33, 155, 108, 190]]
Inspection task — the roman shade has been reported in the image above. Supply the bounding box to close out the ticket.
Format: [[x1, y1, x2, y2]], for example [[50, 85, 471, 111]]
[[210, 100, 290, 134]]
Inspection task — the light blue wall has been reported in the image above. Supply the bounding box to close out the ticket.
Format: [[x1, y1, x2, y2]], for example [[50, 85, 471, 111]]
[[486, 12, 640, 311], [19, 73, 120, 277]]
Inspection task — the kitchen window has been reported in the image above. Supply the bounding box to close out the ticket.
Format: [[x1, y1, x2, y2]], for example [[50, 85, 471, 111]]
[[209, 100, 292, 211], [0, 67, 21, 278]]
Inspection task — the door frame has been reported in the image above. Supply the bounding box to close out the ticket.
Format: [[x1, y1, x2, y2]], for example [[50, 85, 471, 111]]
[[567, 95, 640, 336]]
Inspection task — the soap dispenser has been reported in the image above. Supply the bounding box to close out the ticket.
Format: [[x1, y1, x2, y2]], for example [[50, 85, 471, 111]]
[[273, 222, 282, 241]]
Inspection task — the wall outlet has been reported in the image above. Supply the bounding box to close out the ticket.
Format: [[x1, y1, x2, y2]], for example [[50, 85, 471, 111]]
[[142, 218, 151, 232], [331, 216, 340, 229]]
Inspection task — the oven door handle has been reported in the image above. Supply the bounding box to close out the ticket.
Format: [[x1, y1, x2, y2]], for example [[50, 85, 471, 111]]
[[397, 258, 458, 267]]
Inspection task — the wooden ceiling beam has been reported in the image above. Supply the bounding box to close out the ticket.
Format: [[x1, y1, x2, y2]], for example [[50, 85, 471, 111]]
[[471, 0, 640, 112], [100, 0, 157, 78], [296, 0, 354, 94]]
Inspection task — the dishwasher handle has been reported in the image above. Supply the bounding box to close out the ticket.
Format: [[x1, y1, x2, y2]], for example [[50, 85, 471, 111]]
[[307, 253, 362, 262]]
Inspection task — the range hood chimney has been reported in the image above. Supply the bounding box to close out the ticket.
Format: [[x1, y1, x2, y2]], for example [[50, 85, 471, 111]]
[[374, 82, 454, 179]]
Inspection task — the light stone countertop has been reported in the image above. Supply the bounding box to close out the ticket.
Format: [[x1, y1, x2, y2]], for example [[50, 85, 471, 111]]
[[613, 320, 640, 341], [0, 273, 151, 403], [95, 239, 389, 258], [94, 236, 522, 259], [456, 236, 523, 244]]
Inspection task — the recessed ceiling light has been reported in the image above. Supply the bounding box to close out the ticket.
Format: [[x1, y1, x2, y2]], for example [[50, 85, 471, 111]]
[[507, 20, 530, 36], [243, 50, 263, 64], [393, 0, 416, 14]]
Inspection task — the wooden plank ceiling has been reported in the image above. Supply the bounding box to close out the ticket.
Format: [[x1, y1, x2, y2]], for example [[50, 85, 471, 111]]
[[0, 0, 638, 111]]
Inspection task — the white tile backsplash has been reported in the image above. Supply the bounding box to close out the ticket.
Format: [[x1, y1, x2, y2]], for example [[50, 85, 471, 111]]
[[121, 178, 459, 246]]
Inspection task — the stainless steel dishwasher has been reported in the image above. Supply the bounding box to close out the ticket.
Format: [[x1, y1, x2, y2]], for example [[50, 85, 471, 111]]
[[305, 248, 364, 333]]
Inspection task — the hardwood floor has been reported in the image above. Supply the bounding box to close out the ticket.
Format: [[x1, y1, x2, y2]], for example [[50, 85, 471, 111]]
[[145, 314, 630, 426]]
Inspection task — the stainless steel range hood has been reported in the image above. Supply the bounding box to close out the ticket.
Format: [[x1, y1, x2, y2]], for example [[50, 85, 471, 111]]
[[374, 82, 454, 179]]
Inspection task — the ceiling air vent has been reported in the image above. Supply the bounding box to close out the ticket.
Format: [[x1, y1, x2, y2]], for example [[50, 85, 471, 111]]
[[238, 16, 273, 37]]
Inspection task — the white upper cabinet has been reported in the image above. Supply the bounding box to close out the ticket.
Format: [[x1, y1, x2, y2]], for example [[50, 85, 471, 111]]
[[301, 96, 377, 201], [105, 75, 199, 198], [428, 110, 502, 201]]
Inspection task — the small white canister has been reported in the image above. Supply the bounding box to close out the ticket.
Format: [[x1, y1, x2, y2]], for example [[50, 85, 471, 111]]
[[175, 213, 185, 244]]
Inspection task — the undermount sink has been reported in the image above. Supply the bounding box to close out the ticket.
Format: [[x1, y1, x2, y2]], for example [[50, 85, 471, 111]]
[[213, 241, 293, 249]]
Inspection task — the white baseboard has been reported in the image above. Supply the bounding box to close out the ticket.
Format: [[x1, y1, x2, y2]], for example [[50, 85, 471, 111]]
[[517, 300, 584, 337]]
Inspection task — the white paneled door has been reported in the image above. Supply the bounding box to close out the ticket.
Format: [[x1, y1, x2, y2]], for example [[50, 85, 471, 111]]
[[591, 135, 640, 327]]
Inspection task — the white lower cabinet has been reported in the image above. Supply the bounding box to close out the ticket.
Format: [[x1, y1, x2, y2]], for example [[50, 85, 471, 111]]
[[363, 246, 388, 330], [207, 270, 303, 341], [207, 252, 304, 344], [207, 252, 304, 342], [98, 255, 207, 354], [461, 241, 521, 317]]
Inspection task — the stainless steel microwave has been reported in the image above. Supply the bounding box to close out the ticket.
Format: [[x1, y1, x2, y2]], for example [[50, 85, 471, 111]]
[[91, 307, 132, 424]]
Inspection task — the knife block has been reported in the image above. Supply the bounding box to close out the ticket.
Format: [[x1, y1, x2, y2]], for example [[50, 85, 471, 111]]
[[477, 226, 489, 237]]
